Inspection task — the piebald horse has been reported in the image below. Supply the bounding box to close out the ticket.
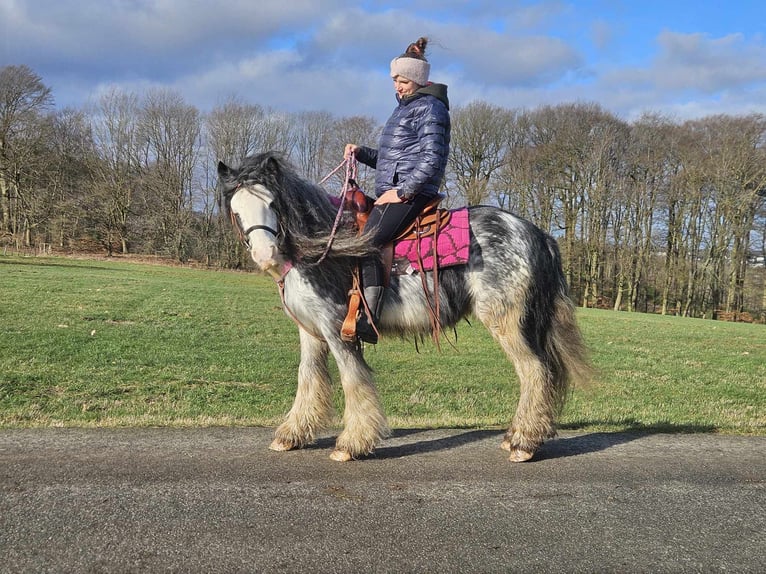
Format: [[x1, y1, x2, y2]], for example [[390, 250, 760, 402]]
[[218, 152, 591, 462]]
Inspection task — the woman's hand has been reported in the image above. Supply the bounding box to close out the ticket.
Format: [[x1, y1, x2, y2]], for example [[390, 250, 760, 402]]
[[375, 189, 403, 205], [344, 144, 360, 160]]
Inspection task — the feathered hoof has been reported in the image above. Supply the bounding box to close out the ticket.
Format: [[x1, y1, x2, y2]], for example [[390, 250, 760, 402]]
[[508, 448, 535, 462], [329, 449, 353, 462], [269, 438, 297, 452], [501, 439, 535, 462]]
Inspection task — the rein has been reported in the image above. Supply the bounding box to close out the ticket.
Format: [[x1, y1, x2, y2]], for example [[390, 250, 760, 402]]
[[225, 171, 339, 341], [315, 156, 358, 265]]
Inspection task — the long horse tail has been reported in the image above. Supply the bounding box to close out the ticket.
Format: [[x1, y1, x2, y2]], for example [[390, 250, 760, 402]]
[[545, 237, 594, 410]]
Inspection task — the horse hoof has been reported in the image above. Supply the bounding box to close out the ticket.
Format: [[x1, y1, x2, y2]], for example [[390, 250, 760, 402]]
[[269, 439, 295, 452], [501, 438, 536, 461], [508, 449, 535, 462], [329, 449, 353, 462]]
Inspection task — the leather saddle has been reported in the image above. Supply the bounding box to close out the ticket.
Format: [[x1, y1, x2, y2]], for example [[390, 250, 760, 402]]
[[340, 183, 450, 343], [343, 182, 451, 242]]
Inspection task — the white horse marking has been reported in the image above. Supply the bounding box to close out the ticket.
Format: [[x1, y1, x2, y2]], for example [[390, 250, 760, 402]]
[[230, 184, 282, 272]]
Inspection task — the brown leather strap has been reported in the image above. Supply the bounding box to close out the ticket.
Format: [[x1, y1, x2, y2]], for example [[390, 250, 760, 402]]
[[395, 207, 451, 241], [341, 268, 363, 342], [407, 208, 446, 348], [431, 209, 441, 346], [340, 195, 449, 345]]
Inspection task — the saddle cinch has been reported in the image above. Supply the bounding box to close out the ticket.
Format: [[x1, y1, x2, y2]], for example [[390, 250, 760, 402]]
[[340, 182, 452, 343]]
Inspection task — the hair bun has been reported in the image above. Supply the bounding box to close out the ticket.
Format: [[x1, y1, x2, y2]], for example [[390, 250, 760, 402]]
[[405, 37, 429, 60]]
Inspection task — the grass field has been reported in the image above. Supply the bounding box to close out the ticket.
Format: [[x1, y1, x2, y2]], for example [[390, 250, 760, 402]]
[[1, 255, 764, 434]]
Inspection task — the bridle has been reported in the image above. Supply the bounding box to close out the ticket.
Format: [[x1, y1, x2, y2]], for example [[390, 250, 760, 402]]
[[228, 157, 355, 256], [221, 158, 358, 341], [227, 183, 281, 250], [226, 180, 317, 333], [230, 209, 280, 249]]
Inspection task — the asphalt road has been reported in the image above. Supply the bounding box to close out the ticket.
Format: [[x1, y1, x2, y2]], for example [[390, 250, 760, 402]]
[[1, 428, 764, 573]]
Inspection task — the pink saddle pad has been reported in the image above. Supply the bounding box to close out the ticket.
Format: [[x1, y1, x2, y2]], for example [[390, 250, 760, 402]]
[[393, 208, 470, 272]]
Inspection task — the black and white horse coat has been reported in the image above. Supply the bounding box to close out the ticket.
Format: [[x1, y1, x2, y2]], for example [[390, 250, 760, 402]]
[[218, 152, 591, 462]]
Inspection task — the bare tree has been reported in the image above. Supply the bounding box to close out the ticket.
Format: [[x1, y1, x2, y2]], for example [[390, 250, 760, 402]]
[[498, 109, 557, 232], [493, 110, 533, 214], [613, 114, 673, 312], [674, 115, 766, 317], [448, 101, 513, 206], [204, 99, 271, 267], [670, 120, 721, 317], [138, 88, 201, 260], [0, 65, 53, 245], [756, 192, 766, 321], [712, 115, 766, 315], [206, 97, 297, 166], [580, 115, 628, 309], [86, 88, 143, 254], [520, 103, 624, 297], [292, 110, 335, 182], [47, 108, 95, 251]]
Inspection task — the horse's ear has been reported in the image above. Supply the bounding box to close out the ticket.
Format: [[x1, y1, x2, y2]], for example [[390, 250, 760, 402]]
[[217, 161, 233, 182], [261, 155, 282, 179]]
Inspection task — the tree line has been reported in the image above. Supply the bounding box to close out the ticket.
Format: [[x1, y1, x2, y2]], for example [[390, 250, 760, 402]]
[[2, 65, 765, 321]]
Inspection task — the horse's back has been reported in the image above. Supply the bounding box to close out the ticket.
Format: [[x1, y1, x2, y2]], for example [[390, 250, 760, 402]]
[[466, 205, 561, 286]]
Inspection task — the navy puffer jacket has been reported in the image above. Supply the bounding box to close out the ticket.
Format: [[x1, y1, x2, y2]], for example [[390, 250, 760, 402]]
[[356, 83, 450, 201]]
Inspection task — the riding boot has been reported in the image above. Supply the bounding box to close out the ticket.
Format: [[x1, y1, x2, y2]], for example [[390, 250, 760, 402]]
[[356, 286, 385, 344]]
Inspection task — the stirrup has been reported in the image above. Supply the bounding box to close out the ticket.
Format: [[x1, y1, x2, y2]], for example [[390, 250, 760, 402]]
[[341, 287, 362, 342]]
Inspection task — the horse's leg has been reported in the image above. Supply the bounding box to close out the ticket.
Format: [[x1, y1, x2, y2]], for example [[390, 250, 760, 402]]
[[270, 328, 334, 452], [479, 302, 560, 462], [327, 341, 389, 461]]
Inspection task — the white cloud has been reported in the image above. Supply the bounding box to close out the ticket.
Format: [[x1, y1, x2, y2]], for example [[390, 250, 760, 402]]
[[583, 30, 766, 119], [653, 31, 766, 92], [3, 0, 766, 122]]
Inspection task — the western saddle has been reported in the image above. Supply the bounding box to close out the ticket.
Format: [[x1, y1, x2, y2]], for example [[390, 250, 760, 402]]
[[340, 183, 451, 343]]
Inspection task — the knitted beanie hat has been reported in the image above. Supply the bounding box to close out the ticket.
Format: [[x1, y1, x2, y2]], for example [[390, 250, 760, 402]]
[[390, 37, 430, 86]]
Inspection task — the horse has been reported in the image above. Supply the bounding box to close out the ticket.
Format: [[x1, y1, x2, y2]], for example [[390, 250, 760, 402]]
[[217, 152, 591, 462]]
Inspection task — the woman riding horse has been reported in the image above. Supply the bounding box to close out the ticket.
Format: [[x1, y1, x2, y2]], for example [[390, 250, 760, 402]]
[[344, 36, 450, 344]]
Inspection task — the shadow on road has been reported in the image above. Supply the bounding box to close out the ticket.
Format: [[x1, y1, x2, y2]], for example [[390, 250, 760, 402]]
[[375, 428, 673, 461], [536, 432, 645, 460], [374, 429, 503, 459], [300, 429, 503, 459], [302, 423, 718, 461], [363, 429, 647, 460]]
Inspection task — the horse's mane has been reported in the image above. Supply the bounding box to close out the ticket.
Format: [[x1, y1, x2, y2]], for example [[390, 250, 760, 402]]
[[231, 152, 375, 264]]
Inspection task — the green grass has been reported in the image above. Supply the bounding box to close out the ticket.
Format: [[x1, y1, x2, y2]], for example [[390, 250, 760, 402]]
[[1, 255, 764, 434]]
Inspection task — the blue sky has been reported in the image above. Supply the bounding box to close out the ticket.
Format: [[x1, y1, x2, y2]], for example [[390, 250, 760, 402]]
[[2, 0, 765, 123]]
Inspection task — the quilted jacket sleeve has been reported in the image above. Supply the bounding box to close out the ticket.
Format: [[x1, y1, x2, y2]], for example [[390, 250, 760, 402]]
[[396, 97, 450, 201], [354, 146, 378, 169]]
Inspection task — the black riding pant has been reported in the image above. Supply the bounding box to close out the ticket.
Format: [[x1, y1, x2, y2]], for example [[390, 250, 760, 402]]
[[361, 194, 433, 288]]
